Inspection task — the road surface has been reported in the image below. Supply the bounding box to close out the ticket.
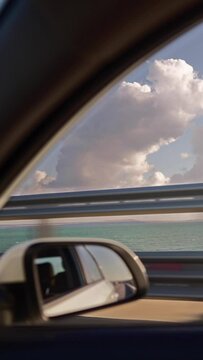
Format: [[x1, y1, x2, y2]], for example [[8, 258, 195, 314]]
[[85, 298, 203, 323]]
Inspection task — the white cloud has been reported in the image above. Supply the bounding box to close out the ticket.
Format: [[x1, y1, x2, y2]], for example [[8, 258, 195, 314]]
[[35, 170, 47, 183], [20, 59, 203, 192], [35, 170, 55, 186], [16, 170, 55, 195], [148, 171, 170, 186], [180, 152, 190, 159], [172, 127, 203, 184]]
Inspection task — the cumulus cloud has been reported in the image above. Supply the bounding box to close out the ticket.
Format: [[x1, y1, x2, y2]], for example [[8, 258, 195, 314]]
[[50, 59, 203, 190], [16, 170, 55, 194], [21, 59, 203, 192], [148, 171, 170, 186], [35, 170, 55, 186], [35, 170, 47, 184], [180, 152, 190, 159], [172, 127, 203, 184]]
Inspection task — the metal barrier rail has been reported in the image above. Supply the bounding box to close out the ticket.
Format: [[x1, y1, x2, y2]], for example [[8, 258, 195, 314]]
[[2, 182, 203, 220], [138, 251, 203, 300]]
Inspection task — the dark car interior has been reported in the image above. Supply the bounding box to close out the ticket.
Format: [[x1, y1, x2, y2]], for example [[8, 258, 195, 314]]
[[0, 0, 203, 359], [35, 247, 82, 299]]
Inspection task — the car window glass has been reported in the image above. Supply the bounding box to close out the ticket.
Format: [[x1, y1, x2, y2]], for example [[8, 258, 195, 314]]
[[76, 245, 103, 284], [1, 22, 203, 255], [35, 256, 64, 276], [35, 254, 64, 299], [14, 21, 203, 195], [34, 248, 82, 300]]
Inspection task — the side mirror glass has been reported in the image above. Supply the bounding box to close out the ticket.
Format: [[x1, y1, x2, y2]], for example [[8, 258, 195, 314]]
[[34, 244, 138, 317]]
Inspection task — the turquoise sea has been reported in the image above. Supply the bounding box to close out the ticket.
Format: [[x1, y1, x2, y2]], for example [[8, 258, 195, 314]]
[[0, 221, 203, 253]]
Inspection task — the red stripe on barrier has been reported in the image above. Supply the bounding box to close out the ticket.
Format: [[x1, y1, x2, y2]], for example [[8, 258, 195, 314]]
[[147, 263, 183, 271]]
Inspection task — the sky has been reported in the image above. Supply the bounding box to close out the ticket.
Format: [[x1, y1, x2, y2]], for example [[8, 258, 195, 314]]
[[16, 21, 203, 196]]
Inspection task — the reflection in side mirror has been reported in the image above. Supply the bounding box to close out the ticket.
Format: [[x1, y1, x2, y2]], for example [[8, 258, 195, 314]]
[[0, 238, 148, 323], [34, 244, 137, 317]]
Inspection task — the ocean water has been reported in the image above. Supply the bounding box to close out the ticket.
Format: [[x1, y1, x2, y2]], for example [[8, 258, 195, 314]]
[[0, 221, 203, 253]]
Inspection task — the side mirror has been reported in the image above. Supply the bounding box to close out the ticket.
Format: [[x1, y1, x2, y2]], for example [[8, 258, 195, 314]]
[[0, 238, 148, 323]]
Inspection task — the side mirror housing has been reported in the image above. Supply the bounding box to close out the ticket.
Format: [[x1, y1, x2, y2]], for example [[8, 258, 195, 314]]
[[0, 238, 148, 323]]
